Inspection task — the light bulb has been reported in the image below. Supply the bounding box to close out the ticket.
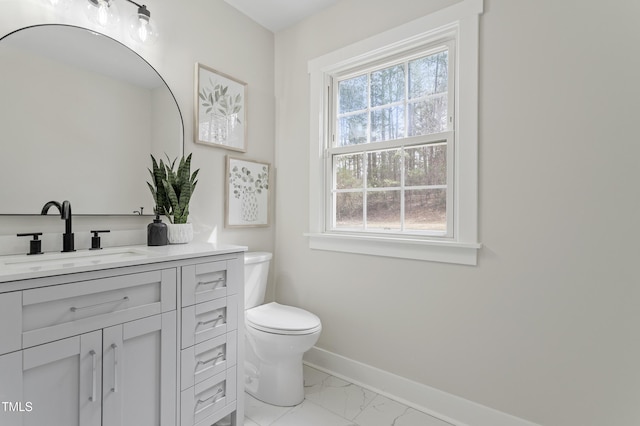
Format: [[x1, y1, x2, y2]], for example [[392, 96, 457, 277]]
[[97, 4, 109, 25], [86, 0, 119, 28], [48, 0, 71, 9], [128, 5, 158, 45], [137, 18, 150, 41]]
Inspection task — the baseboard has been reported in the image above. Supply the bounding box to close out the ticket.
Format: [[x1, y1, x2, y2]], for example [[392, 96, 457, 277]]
[[303, 346, 540, 426]]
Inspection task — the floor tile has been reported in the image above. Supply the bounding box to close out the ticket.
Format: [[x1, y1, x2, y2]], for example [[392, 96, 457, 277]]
[[243, 417, 261, 426], [244, 366, 451, 426], [353, 395, 408, 426], [353, 395, 451, 426], [394, 408, 453, 426], [303, 364, 332, 389], [270, 400, 358, 426], [244, 393, 293, 425], [304, 367, 376, 420]]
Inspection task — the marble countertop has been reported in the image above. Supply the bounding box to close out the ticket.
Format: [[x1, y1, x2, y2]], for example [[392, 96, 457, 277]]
[[0, 242, 247, 283]]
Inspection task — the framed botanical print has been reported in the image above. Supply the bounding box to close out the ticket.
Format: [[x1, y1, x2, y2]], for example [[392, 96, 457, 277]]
[[195, 62, 247, 152], [225, 156, 270, 227]]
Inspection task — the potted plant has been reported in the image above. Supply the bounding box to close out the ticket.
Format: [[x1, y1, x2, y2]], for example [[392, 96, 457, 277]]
[[147, 153, 199, 244], [163, 153, 199, 243], [146, 154, 170, 246]]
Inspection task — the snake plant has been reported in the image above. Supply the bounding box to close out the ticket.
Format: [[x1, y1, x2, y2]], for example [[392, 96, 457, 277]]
[[147, 154, 171, 217], [162, 153, 199, 224]]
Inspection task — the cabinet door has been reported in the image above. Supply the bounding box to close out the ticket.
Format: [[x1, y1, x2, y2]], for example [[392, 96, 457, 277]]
[[0, 332, 103, 426], [103, 312, 177, 426], [0, 292, 21, 356], [0, 351, 23, 426]]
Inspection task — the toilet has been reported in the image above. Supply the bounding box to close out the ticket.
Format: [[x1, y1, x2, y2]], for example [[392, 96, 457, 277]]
[[243, 252, 321, 406]]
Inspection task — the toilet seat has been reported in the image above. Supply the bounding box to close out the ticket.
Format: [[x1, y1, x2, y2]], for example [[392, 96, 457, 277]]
[[247, 302, 321, 335]]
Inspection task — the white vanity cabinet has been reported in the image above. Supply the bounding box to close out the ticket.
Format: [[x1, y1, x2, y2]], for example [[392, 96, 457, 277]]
[[0, 244, 245, 426], [179, 256, 244, 426], [0, 267, 177, 426]]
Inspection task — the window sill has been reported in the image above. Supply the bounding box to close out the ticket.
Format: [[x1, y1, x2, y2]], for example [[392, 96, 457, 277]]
[[305, 233, 481, 265]]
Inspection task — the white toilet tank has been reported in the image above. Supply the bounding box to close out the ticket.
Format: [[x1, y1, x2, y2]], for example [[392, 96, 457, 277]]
[[244, 252, 272, 309]]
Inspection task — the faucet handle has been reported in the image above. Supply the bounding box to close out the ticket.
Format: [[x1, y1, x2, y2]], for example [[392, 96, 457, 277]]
[[17, 232, 43, 255], [90, 230, 110, 250]]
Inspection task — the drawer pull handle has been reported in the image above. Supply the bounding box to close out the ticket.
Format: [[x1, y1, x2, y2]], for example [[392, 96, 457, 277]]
[[89, 350, 97, 402], [197, 351, 225, 366], [197, 314, 224, 327], [197, 278, 225, 287], [70, 296, 129, 313], [196, 388, 224, 406], [110, 343, 119, 393]]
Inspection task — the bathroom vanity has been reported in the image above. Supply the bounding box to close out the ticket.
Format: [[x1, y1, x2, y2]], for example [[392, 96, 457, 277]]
[[0, 243, 245, 426]]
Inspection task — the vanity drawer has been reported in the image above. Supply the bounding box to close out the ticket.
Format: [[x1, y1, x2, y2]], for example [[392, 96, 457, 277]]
[[182, 260, 237, 307], [0, 292, 22, 356], [180, 367, 237, 426], [181, 331, 237, 391], [22, 269, 176, 348], [181, 295, 238, 349]]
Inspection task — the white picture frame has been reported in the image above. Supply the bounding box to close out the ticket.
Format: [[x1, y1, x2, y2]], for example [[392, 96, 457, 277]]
[[225, 156, 270, 227], [195, 62, 247, 152]]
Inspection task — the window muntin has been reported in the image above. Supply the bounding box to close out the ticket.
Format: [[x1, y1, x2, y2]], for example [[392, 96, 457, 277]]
[[329, 43, 454, 237], [331, 142, 449, 233]]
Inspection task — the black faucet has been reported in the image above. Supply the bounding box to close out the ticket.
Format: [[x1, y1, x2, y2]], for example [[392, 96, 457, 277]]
[[41, 200, 75, 252]]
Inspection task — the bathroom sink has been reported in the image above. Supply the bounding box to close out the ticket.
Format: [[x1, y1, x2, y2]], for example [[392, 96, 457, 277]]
[[1, 247, 150, 271]]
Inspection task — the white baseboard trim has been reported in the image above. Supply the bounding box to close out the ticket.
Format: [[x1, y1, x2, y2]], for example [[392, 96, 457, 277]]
[[303, 346, 540, 426]]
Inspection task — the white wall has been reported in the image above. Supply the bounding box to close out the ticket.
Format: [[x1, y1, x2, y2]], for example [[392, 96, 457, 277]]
[[274, 1, 640, 425], [0, 0, 275, 268]]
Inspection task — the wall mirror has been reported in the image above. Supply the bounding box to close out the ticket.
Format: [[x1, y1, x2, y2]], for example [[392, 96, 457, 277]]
[[0, 24, 183, 215]]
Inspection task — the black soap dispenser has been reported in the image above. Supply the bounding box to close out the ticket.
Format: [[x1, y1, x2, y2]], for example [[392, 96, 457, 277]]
[[147, 214, 168, 246]]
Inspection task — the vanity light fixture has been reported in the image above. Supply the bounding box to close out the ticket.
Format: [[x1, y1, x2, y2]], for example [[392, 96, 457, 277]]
[[127, 2, 158, 45], [47, 0, 73, 9], [85, 0, 120, 28], [85, 0, 158, 45]]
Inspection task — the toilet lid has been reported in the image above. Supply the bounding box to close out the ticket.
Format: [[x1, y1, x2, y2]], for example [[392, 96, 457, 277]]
[[247, 302, 321, 335]]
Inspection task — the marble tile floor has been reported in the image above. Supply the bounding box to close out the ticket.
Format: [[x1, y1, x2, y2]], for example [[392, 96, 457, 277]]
[[242, 365, 454, 426]]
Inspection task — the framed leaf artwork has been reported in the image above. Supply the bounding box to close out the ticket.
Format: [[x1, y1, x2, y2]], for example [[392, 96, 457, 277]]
[[195, 63, 247, 152], [225, 156, 270, 227]]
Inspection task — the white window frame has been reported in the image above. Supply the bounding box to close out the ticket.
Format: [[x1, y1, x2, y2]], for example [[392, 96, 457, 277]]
[[329, 41, 455, 238], [306, 0, 483, 265]]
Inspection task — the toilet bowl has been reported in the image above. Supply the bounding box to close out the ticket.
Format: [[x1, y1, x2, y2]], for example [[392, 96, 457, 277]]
[[243, 252, 322, 406]]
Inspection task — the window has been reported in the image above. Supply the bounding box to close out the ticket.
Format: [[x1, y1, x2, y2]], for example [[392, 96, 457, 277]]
[[307, 0, 483, 265], [330, 44, 454, 237]]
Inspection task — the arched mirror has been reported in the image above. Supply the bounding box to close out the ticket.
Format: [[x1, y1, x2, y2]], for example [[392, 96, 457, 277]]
[[0, 24, 183, 215]]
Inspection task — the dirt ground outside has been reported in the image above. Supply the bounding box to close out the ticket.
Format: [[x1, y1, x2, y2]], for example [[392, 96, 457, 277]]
[[336, 208, 446, 231]]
